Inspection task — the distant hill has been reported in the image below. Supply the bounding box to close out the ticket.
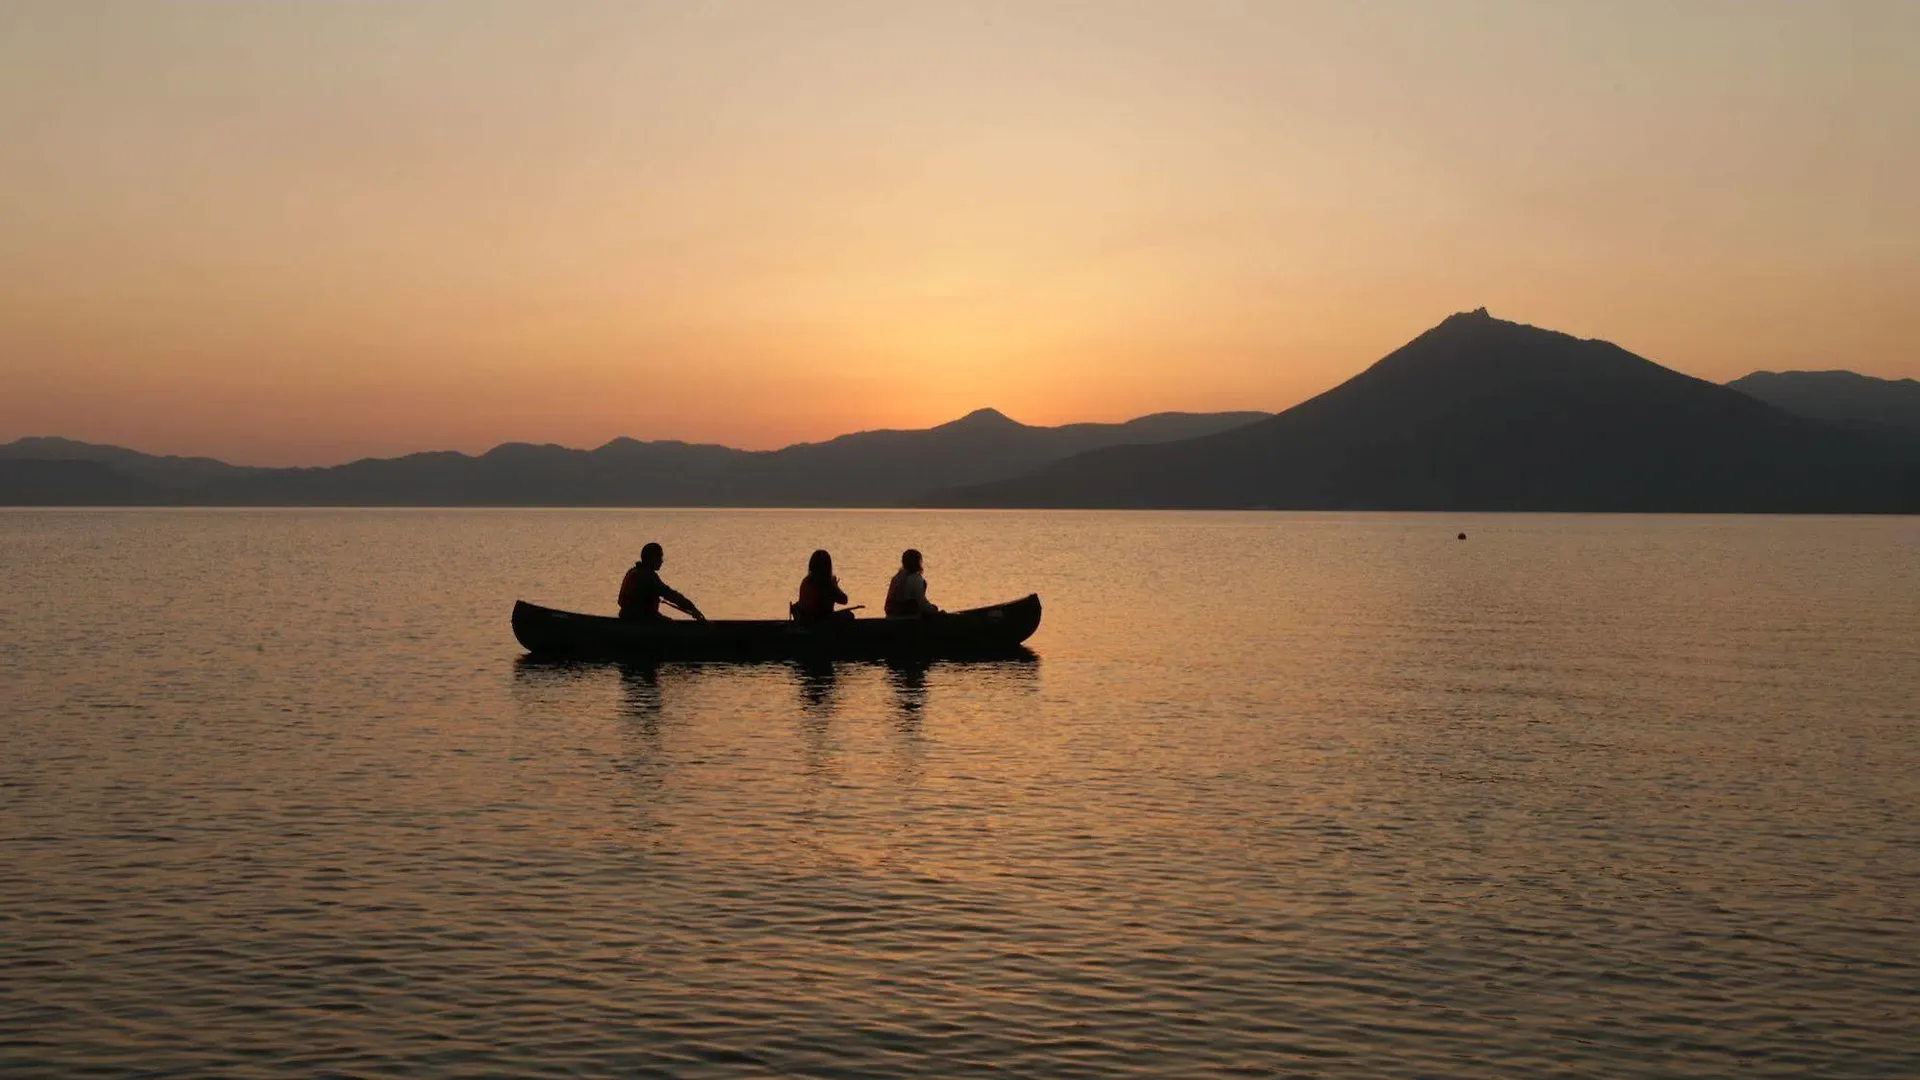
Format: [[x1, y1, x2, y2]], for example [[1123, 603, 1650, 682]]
[[203, 441, 750, 507], [0, 410, 1267, 506], [0, 460, 170, 505], [0, 436, 259, 486], [693, 409, 1271, 506], [936, 310, 1919, 513], [1727, 370, 1920, 451]]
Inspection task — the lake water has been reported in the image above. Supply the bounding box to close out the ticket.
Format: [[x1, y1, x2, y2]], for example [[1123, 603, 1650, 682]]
[[2, 509, 1916, 1078]]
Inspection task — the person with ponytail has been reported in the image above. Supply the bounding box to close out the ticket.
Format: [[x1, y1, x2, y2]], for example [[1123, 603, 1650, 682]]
[[792, 549, 852, 621]]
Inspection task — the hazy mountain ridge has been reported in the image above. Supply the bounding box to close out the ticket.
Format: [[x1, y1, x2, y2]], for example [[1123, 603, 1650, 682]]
[[0, 459, 165, 505], [0, 410, 1269, 506], [935, 310, 1919, 513], [0, 436, 263, 485], [1726, 370, 1920, 451]]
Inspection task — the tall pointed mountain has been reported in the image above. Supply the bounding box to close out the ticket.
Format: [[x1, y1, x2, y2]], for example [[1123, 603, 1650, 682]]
[[936, 310, 1919, 512]]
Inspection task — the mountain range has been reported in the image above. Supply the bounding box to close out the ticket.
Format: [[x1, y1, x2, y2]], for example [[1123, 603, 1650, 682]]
[[4, 310, 1916, 512], [0, 411, 1268, 507]]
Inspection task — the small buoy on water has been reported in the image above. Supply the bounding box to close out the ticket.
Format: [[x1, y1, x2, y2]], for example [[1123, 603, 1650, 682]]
[[1457, 532, 1467, 540]]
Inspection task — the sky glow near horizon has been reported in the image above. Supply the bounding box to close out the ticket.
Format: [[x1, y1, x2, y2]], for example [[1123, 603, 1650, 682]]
[[2, 0, 1916, 465]]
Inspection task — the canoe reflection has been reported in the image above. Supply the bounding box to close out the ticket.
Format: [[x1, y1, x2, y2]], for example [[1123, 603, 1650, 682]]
[[512, 649, 1037, 723]]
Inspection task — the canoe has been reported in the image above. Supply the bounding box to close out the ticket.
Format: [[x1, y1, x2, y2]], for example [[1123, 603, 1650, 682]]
[[511, 594, 1041, 661]]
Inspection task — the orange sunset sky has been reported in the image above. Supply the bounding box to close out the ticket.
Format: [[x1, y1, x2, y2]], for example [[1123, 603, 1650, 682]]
[[2, 1, 1916, 466]]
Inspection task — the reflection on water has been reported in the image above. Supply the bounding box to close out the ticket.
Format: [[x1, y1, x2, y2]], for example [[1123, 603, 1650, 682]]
[[886, 658, 930, 720], [4, 510, 1918, 1079], [514, 648, 1038, 728], [794, 658, 838, 717]]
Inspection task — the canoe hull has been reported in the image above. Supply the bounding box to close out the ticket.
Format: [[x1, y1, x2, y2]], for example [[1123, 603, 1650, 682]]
[[511, 594, 1041, 661]]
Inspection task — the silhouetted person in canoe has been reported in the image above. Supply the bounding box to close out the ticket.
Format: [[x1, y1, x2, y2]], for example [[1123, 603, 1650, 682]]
[[619, 542, 706, 622], [791, 549, 853, 621], [885, 548, 942, 618]]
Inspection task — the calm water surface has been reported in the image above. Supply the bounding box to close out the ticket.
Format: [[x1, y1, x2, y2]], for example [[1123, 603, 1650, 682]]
[[2, 510, 1917, 1078]]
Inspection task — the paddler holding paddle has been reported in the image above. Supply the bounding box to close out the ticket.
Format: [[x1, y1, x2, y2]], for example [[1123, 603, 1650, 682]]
[[619, 542, 706, 622]]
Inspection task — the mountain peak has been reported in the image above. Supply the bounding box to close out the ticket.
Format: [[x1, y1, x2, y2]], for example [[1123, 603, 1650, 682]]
[[1399, 309, 1557, 357], [1356, 308, 1674, 397], [1431, 307, 1526, 336], [941, 407, 1024, 430]]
